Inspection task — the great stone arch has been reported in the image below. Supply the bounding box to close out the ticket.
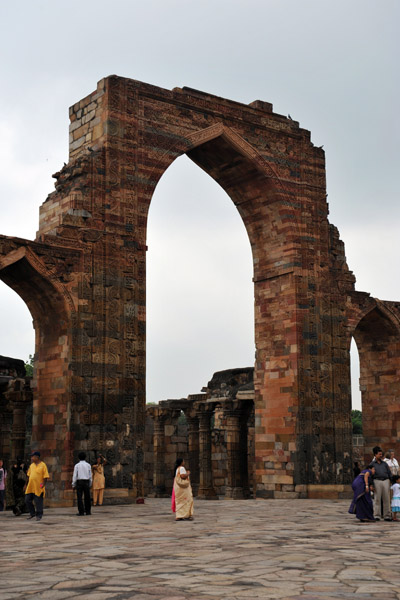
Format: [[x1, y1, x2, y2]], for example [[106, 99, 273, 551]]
[[348, 298, 400, 462], [1, 75, 399, 505]]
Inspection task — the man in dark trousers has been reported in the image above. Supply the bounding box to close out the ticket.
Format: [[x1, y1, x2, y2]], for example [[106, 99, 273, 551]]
[[370, 446, 392, 521], [72, 452, 92, 516], [25, 451, 49, 521]]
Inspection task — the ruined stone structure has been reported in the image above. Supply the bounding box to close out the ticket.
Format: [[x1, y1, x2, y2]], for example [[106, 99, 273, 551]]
[[0, 356, 32, 463], [1, 76, 399, 504], [146, 368, 255, 499]]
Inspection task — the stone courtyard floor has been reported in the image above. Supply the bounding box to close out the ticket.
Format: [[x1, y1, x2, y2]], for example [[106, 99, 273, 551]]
[[2, 498, 400, 600]]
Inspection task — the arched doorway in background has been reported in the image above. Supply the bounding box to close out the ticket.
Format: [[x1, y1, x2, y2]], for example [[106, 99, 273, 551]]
[[146, 154, 255, 404], [353, 305, 400, 463]]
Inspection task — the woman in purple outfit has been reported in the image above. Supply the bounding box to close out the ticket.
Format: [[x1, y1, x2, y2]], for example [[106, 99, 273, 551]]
[[348, 466, 376, 522]]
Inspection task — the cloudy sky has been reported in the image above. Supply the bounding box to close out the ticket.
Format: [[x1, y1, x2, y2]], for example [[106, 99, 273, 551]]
[[0, 1, 398, 409]]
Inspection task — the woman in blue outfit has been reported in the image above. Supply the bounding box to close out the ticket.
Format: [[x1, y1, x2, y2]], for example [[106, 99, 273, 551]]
[[348, 466, 375, 522]]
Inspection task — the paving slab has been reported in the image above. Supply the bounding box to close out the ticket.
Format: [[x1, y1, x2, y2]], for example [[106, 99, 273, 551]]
[[2, 498, 400, 599]]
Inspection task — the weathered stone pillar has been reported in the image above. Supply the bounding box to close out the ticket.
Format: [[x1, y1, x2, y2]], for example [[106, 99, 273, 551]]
[[196, 403, 217, 499], [147, 407, 170, 497], [240, 402, 253, 499], [5, 378, 33, 461], [224, 402, 245, 499], [0, 387, 12, 462], [185, 409, 199, 496]]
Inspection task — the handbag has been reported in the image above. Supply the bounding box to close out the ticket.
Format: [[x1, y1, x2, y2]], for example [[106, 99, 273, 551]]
[[176, 474, 189, 488]]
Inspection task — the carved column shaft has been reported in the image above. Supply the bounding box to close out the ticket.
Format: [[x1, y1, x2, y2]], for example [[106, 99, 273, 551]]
[[197, 404, 217, 499], [225, 408, 244, 498], [0, 403, 12, 462], [5, 379, 32, 462], [186, 415, 199, 496], [11, 401, 28, 460], [153, 420, 166, 495], [239, 406, 252, 499], [224, 401, 252, 499], [148, 407, 170, 497]]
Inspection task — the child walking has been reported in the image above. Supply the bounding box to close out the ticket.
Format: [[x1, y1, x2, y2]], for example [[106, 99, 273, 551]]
[[391, 475, 400, 521]]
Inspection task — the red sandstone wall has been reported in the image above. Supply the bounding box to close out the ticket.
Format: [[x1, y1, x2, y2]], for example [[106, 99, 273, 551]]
[[3, 75, 397, 502]]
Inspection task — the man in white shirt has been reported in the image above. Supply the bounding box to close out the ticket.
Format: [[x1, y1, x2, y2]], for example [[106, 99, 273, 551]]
[[384, 450, 399, 477], [72, 452, 92, 516]]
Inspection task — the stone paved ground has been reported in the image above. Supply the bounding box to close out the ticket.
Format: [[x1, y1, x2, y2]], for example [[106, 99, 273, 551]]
[[2, 498, 400, 599]]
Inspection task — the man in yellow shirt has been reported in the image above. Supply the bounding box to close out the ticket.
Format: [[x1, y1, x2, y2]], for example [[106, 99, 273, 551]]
[[25, 451, 49, 521]]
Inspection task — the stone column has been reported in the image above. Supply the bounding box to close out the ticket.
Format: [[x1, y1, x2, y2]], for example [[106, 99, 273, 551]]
[[240, 402, 253, 499], [0, 383, 13, 463], [185, 409, 199, 496], [246, 402, 256, 497], [196, 403, 217, 499], [5, 378, 32, 461], [224, 402, 244, 499], [147, 407, 170, 497]]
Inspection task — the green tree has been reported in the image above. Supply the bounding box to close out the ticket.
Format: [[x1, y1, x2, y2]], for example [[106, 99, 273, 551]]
[[351, 409, 363, 435], [178, 410, 187, 426], [25, 354, 34, 377]]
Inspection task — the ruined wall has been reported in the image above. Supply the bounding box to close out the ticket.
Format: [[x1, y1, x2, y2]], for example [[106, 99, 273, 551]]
[[1, 76, 398, 502], [211, 415, 228, 495], [0, 356, 28, 463], [144, 413, 188, 496], [144, 406, 255, 497]]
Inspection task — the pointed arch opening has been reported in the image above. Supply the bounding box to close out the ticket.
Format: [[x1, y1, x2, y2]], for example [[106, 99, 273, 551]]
[[353, 306, 400, 461], [0, 280, 34, 365], [143, 123, 302, 499], [350, 338, 361, 411], [0, 247, 72, 497], [146, 154, 255, 403], [0, 281, 34, 464]]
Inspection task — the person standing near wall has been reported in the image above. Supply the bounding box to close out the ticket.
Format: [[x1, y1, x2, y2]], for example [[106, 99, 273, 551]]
[[92, 454, 107, 506], [0, 459, 6, 511], [25, 451, 49, 521], [384, 450, 399, 477], [6, 460, 27, 516], [72, 452, 92, 516], [370, 446, 392, 521]]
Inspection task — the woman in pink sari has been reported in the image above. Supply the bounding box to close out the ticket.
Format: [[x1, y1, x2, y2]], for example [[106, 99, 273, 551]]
[[171, 458, 194, 521]]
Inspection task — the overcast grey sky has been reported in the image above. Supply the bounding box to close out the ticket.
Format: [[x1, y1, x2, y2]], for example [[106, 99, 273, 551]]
[[0, 0, 398, 409]]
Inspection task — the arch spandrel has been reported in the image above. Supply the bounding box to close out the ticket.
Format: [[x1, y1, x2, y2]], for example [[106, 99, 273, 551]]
[[0, 245, 75, 323], [142, 124, 303, 284], [348, 297, 400, 338]]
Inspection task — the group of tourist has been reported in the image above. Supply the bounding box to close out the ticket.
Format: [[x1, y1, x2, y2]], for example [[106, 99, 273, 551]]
[[0, 451, 108, 520], [72, 451, 107, 516], [1, 450, 194, 522], [6, 446, 400, 525], [170, 450, 399, 524], [349, 446, 400, 523]]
